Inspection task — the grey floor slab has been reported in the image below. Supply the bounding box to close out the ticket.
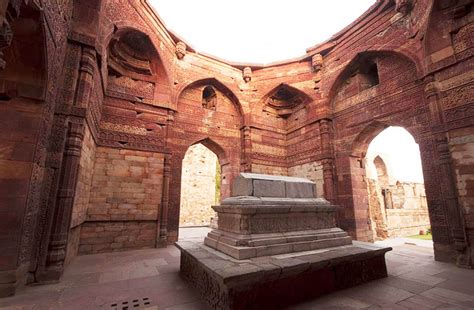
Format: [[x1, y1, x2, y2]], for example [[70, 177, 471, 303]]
[[0, 228, 472, 310]]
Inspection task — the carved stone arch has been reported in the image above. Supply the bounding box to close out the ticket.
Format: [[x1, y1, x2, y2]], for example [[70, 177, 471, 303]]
[[176, 77, 244, 117], [373, 155, 389, 186], [351, 120, 423, 158], [351, 121, 390, 158], [260, 83, 312, 119], [190, 137, 230, 166], [102, 24, 172, 98]]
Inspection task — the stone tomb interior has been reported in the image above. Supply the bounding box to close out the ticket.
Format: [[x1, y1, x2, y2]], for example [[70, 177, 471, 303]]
[[0, 0, 473, 308]]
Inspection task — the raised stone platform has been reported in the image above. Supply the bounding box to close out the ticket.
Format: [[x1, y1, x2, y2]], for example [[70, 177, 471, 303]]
[[178, 173, 391, 309], [177, 240, 391, 310]]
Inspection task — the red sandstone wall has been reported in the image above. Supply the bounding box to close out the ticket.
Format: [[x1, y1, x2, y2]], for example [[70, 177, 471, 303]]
[[79, 221, 156, 254], [71, 126, 96, 227], [450, 127, 474, 260], [2, 0, 474, 296], [78, 147, 164, 254], [66, 125, 97, 263], [288, 162, 325, 198]]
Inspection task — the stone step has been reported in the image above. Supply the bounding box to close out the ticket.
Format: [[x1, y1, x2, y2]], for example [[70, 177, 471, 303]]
[[205, 235, 353, 260]]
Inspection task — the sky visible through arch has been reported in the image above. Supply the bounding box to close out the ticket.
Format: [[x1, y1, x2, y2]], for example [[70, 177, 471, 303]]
[[149, 0, 376, 63]]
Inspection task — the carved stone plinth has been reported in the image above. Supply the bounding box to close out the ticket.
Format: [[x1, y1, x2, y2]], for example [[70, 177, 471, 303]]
[[178, 173, 391, 309], [204, 197, 352, 259], [177, 240, 391, 310], [204, 173, 351, 259]]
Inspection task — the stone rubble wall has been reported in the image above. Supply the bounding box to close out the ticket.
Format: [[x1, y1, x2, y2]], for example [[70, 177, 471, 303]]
[[179, 144, 218, 227]]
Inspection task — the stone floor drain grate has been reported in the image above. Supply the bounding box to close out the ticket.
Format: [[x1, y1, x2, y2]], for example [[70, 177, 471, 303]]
[[110, 297, 152, 309]]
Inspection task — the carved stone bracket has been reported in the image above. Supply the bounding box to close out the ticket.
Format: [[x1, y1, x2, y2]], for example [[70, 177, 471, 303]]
[[243, 67, 252, 83], [175, 41, 186, 60], [312, 54, 323, 72]]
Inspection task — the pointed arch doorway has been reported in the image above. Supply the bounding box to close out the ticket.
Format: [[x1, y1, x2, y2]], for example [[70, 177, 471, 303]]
[[179, 143, 221, 228], [365, 126, 430, 241]]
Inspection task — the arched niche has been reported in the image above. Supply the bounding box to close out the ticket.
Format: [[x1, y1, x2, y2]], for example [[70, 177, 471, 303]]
[[105, 28, 169, 101], [329, 51, 419, 114], [202, 85, 217, 110], [177, 77, 243, 116], [261, 83, 311, 119]]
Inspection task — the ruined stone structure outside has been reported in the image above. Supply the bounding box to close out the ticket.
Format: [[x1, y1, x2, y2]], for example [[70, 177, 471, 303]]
[[366, 152, 430, 240], [0, 0, 473, 297]]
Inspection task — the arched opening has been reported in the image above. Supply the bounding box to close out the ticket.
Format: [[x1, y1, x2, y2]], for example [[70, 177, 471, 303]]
[[179, 143, 221, 228], [202, 85, 217, 110], [365, 127, 430, 242]]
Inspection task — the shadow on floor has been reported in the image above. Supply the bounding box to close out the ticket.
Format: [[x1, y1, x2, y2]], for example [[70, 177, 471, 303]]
[[1, 228, 473, 309]]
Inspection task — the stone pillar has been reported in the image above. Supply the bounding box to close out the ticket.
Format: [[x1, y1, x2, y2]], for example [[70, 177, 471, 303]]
[[43, 122, 84, 281], [74, 47, 95, 108], [322, 159, 335, 202], [436, 136, 471, 267], [241, 126, 252, 172], [319, 119, 336, 202], [159, 110, 178, 245], [158, 153, 171, 246], [424, 80, 444, 126], [37, 44, 94, 282]]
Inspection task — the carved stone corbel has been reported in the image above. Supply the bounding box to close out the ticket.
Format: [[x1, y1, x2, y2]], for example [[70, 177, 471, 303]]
[[311, 53, 323, 72], [243, 67, 252, 83], [175, 41, 186, 60]]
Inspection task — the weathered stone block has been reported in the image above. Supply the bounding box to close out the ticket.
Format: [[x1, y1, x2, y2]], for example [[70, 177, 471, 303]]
[[231, 173, 316, 198], [177, 240, 391, 310]]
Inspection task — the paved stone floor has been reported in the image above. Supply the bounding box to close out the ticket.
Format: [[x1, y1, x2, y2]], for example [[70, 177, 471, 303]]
[[1, 228, 473, 309]]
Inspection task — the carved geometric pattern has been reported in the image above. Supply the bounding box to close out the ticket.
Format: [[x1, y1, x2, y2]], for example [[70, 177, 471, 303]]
[[441, 83, 474, 110]]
